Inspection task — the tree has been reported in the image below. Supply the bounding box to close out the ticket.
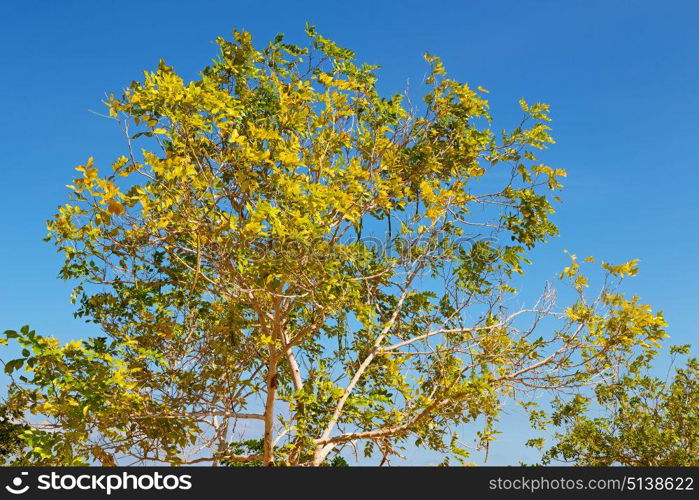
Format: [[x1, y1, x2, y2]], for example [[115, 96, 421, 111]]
[[531, 346, 698, 466], [0, 399, 28, 465], [1, 26, 667, 466]]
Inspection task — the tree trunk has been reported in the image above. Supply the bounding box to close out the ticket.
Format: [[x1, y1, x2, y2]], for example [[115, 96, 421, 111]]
[[262, 352, 279, 466]]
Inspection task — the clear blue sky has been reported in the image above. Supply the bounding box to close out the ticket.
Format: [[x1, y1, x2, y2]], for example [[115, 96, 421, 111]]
[[1, 0, 697, 465]]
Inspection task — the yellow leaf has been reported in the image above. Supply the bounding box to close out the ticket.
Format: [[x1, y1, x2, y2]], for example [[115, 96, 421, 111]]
[[279, 150, 299, 165], [107, 199, 125, 216], [244, 220, 263, 234]]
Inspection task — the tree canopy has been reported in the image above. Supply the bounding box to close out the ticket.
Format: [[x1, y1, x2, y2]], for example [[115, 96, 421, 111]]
[[1, 26, 669, 466], [532, 345, 697, 466]]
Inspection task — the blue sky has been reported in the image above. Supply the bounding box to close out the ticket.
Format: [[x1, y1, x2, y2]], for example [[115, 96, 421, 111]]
[[0, 0, 697, 465]]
